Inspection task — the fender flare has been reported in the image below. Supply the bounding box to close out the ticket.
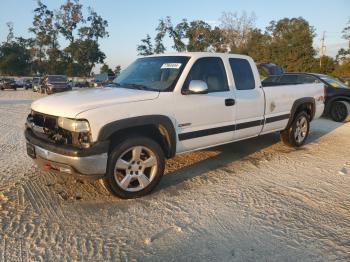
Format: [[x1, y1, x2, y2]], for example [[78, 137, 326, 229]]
[[286, 97, 315, 128], [97, 115, 177, 158], [325, 96, 350, 114]]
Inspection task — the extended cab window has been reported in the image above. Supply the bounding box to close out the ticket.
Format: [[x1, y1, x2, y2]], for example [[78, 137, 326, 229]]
[[184, 57, 229, 92], [229, 58, 255, 90]]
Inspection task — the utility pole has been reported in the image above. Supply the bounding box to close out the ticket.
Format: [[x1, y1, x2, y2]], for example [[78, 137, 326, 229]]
[[320, 31, 326, 69]]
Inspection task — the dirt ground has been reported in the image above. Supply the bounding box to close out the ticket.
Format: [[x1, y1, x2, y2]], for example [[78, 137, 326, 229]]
[[0, 90, 349, 262]]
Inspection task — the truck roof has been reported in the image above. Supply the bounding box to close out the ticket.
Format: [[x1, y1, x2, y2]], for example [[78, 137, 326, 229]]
[[147, 52, 252, 60]]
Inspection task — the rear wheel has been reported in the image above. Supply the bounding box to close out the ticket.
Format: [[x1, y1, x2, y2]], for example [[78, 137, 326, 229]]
[[280, 111, 310, 147], [330, 101, 350, 122], [103, 136, 165, 199]]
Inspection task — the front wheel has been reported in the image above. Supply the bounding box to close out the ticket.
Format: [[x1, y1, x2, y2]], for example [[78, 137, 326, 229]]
[[280, 111, 310, 147], [330, 101, 350, 122], [103, 136, 165, 199]]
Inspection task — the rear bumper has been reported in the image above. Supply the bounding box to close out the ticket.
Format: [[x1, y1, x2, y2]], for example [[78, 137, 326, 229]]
[[25, 128, 109, 179]]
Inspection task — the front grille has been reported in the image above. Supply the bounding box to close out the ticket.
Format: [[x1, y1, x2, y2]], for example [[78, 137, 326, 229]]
[[28, 112, 72, 145], [32, 112, 57, 130]]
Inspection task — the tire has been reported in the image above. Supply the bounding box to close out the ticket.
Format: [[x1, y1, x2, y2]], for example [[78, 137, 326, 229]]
[[330, 101, 350, 122], [103, 136, 165, 199], [280, 111, 310, 147]]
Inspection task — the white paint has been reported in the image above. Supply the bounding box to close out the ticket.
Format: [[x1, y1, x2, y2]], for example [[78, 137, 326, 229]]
[[30, 52, 325, 153]]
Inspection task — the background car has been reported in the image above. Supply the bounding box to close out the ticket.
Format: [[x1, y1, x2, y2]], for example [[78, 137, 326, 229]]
[[0, 78, 17, 90], [262, 73, 350, 122], [257, 63, 284, 79], [93, 73, 115, 87], [40, 75, 72, 94], [15, 79, 32, 90], [32, 77, 41, 92]]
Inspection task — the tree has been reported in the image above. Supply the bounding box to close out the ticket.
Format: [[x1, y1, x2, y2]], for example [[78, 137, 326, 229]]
[[64, 39, 105, 76], [336, 19, 350, 62], [266, 17, 316, 72], [209, 26, 226, 52], [342, 18, 350, 44], [333, 58, 350, 77], [169, 19, 189, 52], [137, 34, 154, 56], [100, 63, 113, 74], [186, 20, 212, 52], [114, 65, 121, 76], [244, 29, 271, 62], [312, 56, 336, 74], [0, 38, 32, 75], [79, 7, 109, 41], [56, 0, 84, 44], [219, 11, 256, 52], [6, 22, 14, 43], [29, 1, 59, 74]]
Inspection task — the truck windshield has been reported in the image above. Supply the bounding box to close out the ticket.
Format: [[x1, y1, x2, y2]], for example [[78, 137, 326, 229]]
[[320, 76, 348, 89], [113, 56, 190, 91], [48, 75, 67, 82]]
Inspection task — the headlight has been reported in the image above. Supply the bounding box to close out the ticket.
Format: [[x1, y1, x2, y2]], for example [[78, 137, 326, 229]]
[[57, 117, 90, 132]]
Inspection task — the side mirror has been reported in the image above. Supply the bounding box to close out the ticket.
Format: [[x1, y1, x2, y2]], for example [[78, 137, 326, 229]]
[[183, 80, 208, 95]]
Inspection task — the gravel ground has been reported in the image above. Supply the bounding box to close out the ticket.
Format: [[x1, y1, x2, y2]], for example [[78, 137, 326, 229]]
[[0, 90, 349, 261]]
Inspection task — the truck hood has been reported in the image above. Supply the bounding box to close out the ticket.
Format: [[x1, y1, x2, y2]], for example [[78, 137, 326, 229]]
[[31, 87, 159, 118]]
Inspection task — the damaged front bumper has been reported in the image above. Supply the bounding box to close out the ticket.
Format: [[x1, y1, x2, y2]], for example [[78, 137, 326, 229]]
[[25, 129, 109, 179]]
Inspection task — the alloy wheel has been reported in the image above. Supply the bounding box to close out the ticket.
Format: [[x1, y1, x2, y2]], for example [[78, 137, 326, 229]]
[[114, 146, 158, 192], [294, 116, 308, 144]]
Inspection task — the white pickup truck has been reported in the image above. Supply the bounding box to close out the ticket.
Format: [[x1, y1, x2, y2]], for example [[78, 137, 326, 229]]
[[25, 53, 325, 198]]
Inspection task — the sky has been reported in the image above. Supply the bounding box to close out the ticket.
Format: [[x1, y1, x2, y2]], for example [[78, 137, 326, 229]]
[[0, 0, 349, 71]]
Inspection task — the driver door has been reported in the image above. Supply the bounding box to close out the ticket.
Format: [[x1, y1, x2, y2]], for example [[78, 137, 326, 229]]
[[174, 57, 236, 152]]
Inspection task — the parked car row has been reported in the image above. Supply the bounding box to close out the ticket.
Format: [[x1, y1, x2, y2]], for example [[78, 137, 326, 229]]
[[0, 78, 32, 90], [1, 76, 90, 93], [32, 75, 72, 94]]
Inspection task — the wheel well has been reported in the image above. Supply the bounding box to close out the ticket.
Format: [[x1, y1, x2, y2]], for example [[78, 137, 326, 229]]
[[286, 101, 315, 129], [108, 124, 172, 158], [294, 102, 314, 120]]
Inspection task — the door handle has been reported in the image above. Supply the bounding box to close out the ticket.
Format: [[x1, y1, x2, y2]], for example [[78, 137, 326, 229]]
[[225, 98, 235, 106]]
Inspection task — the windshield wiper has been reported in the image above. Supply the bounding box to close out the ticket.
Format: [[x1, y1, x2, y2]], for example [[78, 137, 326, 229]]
[[107, 82, 121, 87], [122, 83, 156, 91]]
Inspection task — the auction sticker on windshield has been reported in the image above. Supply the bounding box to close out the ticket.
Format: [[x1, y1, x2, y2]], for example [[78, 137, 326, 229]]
[[161, 63, 182, 69]]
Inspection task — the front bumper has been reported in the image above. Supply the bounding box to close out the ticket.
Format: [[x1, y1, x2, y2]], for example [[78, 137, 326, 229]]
[[25, 129, 109, 179], [48, 87, 71, 94], [29, 143, 107, 179]]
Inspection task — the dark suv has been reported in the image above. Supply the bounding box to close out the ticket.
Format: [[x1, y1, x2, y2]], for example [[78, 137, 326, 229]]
[[262, 73, 350, 122], [41, 75, 71, 94]]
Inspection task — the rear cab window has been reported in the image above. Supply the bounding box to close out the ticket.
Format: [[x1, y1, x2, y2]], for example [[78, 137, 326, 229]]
[[229, 58, 256, 90]]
